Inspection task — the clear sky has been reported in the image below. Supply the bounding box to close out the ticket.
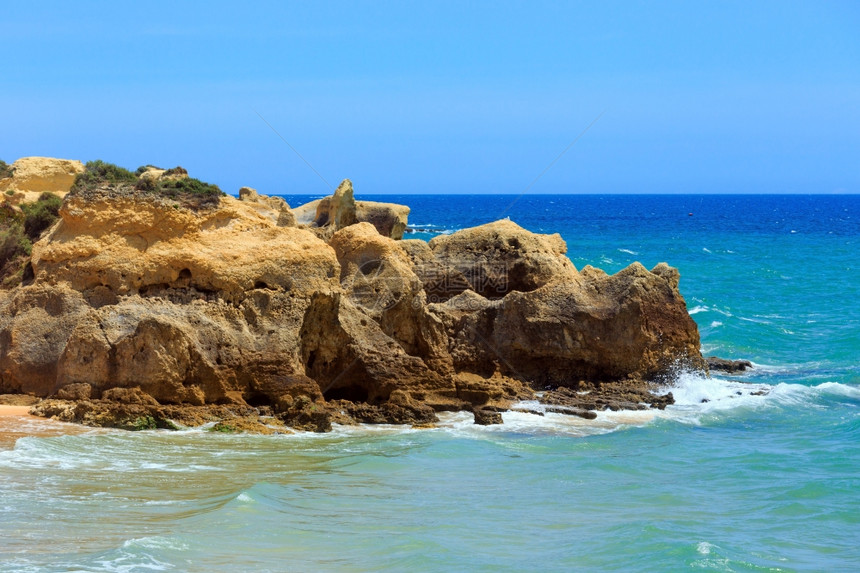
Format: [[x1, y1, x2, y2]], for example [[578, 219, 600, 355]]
[[2, 1, 858, 194]]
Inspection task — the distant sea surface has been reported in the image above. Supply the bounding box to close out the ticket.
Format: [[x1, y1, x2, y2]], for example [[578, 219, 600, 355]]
[[2, 195, 858, 572]]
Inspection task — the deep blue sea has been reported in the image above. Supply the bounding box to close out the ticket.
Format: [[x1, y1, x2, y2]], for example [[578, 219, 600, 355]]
[[1, 194, 858, 572]]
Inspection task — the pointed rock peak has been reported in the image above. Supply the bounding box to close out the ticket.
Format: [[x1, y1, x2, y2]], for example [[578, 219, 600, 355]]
[[650, 262, 680, 290], [334, 179, 354, 200]]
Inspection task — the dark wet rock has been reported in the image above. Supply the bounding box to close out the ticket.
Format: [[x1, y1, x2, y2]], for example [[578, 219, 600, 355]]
[[707, 356, 753, 373], [603, 400, 649, 411], [648, 392, 675, 410], [510, 408, 544, 416], [56, 382, 92, 401], [275, 395, 332, 432], [330, 399, 438, 426], [540, 383, 674, 413], [544, 406, 598, 420], [473, 408, 503, 425], [30, 398, 172, 430]]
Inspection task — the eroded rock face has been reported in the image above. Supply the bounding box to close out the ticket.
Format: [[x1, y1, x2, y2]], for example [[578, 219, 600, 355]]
[[478, 262, 705, 386], [238, 186, 297, 227], [0, 169, 706, 432], [292, 179, 411, 239], [356, 200, 410, 240], [31, 191, 335, 300], [0, 157, 85, 203], [428, 220, 579, 299]]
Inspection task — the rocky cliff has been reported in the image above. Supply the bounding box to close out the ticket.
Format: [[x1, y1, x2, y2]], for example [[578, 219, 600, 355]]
[[0, 157, 85, 205], [0, 158, 705, 432]]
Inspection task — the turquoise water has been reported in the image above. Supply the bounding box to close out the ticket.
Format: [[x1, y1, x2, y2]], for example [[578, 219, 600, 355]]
[[2, 195, 858, 572]]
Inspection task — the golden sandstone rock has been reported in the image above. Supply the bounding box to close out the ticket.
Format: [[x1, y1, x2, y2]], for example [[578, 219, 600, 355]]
[[0, 156, 85, 204], [292, 179, 411, 239], [0, 158, 706, 432]]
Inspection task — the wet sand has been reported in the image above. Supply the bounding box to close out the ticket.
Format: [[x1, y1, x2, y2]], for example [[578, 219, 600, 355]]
[[0, 405, 87, 450], [0, 405, 34, 417]]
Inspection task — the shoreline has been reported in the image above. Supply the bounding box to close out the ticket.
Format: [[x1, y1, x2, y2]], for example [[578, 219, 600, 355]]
[[0, 405, 36, 417], [0, 404, 90, 450]]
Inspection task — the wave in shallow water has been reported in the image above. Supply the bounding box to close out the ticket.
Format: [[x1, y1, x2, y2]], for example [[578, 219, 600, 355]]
[[2, 374, 857, 470], [426, 371, 860, 439]]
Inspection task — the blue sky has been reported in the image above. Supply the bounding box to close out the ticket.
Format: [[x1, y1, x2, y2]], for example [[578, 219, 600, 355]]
[[2, 1, 858, 194]]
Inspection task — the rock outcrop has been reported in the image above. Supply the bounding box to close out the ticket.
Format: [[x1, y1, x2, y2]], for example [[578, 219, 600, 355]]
[[0, 159, 707, 432], [238, 186, 297, 227], [425, 219, 578, 300], [356, 200, 410, 240], [31, 189, 335, 300], [706, 356, 753, 373], [292, 179, 411, 239], [0, 157, 85, 204]]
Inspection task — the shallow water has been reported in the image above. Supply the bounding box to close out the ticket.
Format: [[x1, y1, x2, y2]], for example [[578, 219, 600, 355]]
[[2, 194, 858, 571]]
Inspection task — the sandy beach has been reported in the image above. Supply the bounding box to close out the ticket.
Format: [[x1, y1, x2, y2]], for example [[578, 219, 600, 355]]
[[0, 404, 88, 450], [0, 405, 35, 417]]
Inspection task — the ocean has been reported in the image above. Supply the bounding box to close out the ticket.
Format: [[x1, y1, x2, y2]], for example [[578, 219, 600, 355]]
[[1, 194, 858, 572]]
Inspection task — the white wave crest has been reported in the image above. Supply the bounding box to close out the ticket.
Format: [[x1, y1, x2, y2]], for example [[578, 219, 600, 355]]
[[658, 370, 860, 424]]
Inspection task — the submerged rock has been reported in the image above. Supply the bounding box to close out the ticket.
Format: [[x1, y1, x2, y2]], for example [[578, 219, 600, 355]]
[[0, 157, 707, 433]]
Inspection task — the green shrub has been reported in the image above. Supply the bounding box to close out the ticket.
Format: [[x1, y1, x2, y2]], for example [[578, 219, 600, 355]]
[[163, 166, 188, 177], [156, 176, 222, 197], [135, 164, 163, 175], [72, 160, 224, 210], [134, 172, 223, 210], [0, 206, 32, 288], [0, 222, 31, 262], [5, 190, 14, 197], [72, 160, 137, 192], [0, 160, 12, 179], [0, 193, 63, 288], [20, 193, 62, 240]]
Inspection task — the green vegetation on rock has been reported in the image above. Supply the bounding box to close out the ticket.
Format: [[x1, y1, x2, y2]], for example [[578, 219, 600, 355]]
[[211, 421, 237, 433], [21, 193, 63, 240], [134, 164, 162, 175], [138, 174, 221, 199], [128, 416, 158, 431], [0, 193, 64, 288], [72, 160, 137, 192], [121, 415, 181, 431], [73, 160, 223, 210], [0, 207, 32, 288], [163, 166, 188, 177], [0, 160, 13, 179]]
